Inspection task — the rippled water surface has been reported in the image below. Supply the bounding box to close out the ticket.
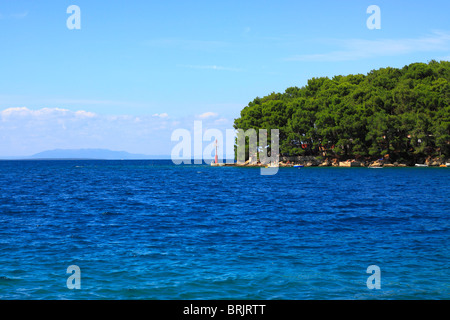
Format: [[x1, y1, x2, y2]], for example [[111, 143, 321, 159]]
[[0, 160, 448, 299]]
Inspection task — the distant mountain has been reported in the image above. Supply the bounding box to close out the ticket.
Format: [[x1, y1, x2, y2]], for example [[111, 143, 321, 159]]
[[27, 149, 169, 160]]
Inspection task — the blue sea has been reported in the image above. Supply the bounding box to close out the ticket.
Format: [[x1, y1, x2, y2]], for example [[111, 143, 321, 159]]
[[0, 160, 448, 299]]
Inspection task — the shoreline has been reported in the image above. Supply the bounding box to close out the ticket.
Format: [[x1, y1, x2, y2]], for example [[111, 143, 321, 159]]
[[211, 157, 450, 168]]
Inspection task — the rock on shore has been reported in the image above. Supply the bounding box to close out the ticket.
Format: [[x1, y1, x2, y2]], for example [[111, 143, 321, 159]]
[[232, 156, 450, 168]]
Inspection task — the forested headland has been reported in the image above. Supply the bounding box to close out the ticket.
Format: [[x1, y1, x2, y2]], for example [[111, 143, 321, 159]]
[[233, 60, 450, 165]]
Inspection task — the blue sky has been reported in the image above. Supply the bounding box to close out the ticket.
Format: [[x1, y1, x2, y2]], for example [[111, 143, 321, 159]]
[[0, 0, 449, 157]]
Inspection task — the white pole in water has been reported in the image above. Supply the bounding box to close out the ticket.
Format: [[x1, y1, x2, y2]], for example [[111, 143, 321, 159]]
[[215, 139, 218, 164]]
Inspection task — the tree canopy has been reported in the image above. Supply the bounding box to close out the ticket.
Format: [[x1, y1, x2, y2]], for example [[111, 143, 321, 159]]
[[234, 60, 450, 162]]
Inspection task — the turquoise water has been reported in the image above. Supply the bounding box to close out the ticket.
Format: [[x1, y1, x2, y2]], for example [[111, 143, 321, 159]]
[[0, 160, 448, 299]]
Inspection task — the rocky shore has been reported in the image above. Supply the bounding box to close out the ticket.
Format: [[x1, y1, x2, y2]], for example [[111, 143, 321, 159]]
[[227, 155, 450, 168]]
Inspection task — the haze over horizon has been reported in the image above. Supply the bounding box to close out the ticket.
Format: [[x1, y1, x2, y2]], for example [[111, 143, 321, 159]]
[[1, 0, 449, 157], [15, 148, 170, 159]]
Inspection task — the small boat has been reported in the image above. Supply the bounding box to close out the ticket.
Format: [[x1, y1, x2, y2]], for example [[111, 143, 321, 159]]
[[439, 164, 447, 168], [369, 166, 383, 169], [415, 164, 428, 167], [293, 165, 304, 168], [446, 163, 450, 167]]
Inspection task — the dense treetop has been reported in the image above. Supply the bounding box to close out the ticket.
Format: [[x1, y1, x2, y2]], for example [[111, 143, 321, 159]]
[[233, 60, 450, 162]]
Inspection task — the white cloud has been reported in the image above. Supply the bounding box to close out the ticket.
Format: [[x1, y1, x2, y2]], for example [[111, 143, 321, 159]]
[[1, 107, 30, 118], [286, 30, 450, 62], [0, 107, 74, 120], [198, 112, 218, 119], [152, 113, 168, 118], [214, 118, 228, 124], [75, 110, 96, 118], [0, 107, 236, 157], [0, 107, 175, 156]]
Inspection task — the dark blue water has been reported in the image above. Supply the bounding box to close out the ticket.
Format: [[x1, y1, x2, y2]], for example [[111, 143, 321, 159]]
[[0, 160, 448, 299]]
